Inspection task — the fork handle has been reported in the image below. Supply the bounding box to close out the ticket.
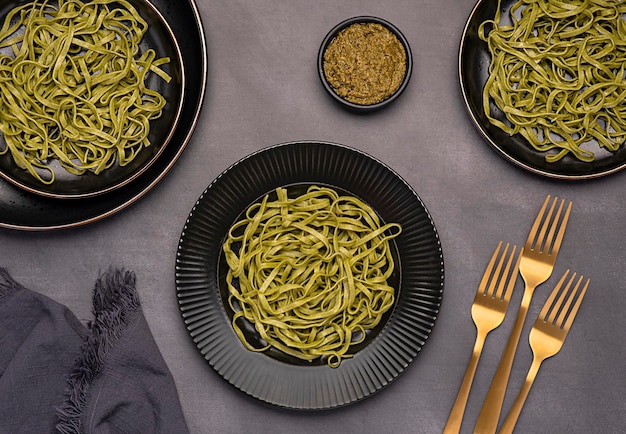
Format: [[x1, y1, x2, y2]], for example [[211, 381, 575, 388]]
[[498, 357, 543, 434], [443, 330, 488, 434], [474, 287, 535, 434]]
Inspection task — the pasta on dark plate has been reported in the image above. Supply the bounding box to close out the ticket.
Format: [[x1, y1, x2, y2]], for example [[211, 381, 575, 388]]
[[176, 141, 444, 410]]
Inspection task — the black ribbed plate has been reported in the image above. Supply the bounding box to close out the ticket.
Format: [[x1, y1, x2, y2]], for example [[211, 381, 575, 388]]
[[175, 141, 444, 410]]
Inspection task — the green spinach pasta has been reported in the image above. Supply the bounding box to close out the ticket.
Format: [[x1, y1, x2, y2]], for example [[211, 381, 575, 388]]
[[223, 186, 401, 368], [0, 0, 171, 184], [480, 0, 626, 162]]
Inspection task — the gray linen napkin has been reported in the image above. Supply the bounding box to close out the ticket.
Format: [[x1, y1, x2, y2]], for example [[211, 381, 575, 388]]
[[0, 268, 189, 434]]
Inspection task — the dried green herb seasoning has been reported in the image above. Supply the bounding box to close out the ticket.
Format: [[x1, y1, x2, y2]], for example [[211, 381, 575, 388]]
[[323, 22, 407, 105]]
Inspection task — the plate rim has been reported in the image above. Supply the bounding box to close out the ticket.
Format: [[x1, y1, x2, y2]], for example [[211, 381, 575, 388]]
[[175, 140, 445, 410]]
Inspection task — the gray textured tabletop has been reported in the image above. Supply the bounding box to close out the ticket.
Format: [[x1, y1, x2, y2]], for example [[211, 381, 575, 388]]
[[1, 0, 625, 433]]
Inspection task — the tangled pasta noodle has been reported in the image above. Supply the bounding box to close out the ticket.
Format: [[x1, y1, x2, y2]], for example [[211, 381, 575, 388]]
[[480, 0, 626, 162], [0, 0, 171, 184], [223, 186, 401, 368]]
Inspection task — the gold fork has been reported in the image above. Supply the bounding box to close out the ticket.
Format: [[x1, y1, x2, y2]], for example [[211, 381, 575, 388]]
[[442, 242, 521, 434], [474, 195, 572, 434], [499, 270, 589, 434]]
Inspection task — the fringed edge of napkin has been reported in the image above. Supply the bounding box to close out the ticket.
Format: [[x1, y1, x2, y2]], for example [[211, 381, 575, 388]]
[[55, 268, 140, 434], [0, 267, 23, 304]]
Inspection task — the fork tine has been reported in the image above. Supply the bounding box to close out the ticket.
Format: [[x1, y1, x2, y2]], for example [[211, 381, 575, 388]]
[[526, 195, 552, 250], [545, 272, 577, 325], [526, 195, 572, 256], [533, 196, 557, 252], [478, 241, 503, 295], [543, 198, 563, 252], [553, 274, 581, 326], [538, 269, 570, 321], [486, 242, 510, 297], [547, 200, 572, 256], [495, 245, 521, 302], [560, 277, 589, 331]]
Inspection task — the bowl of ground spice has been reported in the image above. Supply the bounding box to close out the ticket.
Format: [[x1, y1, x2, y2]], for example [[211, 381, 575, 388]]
[[318, 16, 412, 112]]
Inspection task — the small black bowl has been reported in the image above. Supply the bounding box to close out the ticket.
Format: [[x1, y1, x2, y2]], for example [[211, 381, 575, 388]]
[[318, 16, 412, 112]]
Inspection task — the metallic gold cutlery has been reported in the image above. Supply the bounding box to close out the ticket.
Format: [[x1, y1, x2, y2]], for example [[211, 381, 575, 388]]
[[499, 270, 589, 434], [443, 242, 521, 434], [474, 195, 572, 434]]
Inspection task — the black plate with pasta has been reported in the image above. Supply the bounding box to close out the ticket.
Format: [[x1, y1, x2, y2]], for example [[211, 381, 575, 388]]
[[460, 0, 626, 179], [0, 0, 185, 198], [175, 141, 444, 410], [0, 0, 206, 229]]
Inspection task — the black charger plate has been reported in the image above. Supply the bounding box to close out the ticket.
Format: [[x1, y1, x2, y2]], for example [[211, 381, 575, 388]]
[[0, 0, 186, 199], [0, 0, 207, 229], [176, 141, 445, 410], [459, 0, 626, 179]]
